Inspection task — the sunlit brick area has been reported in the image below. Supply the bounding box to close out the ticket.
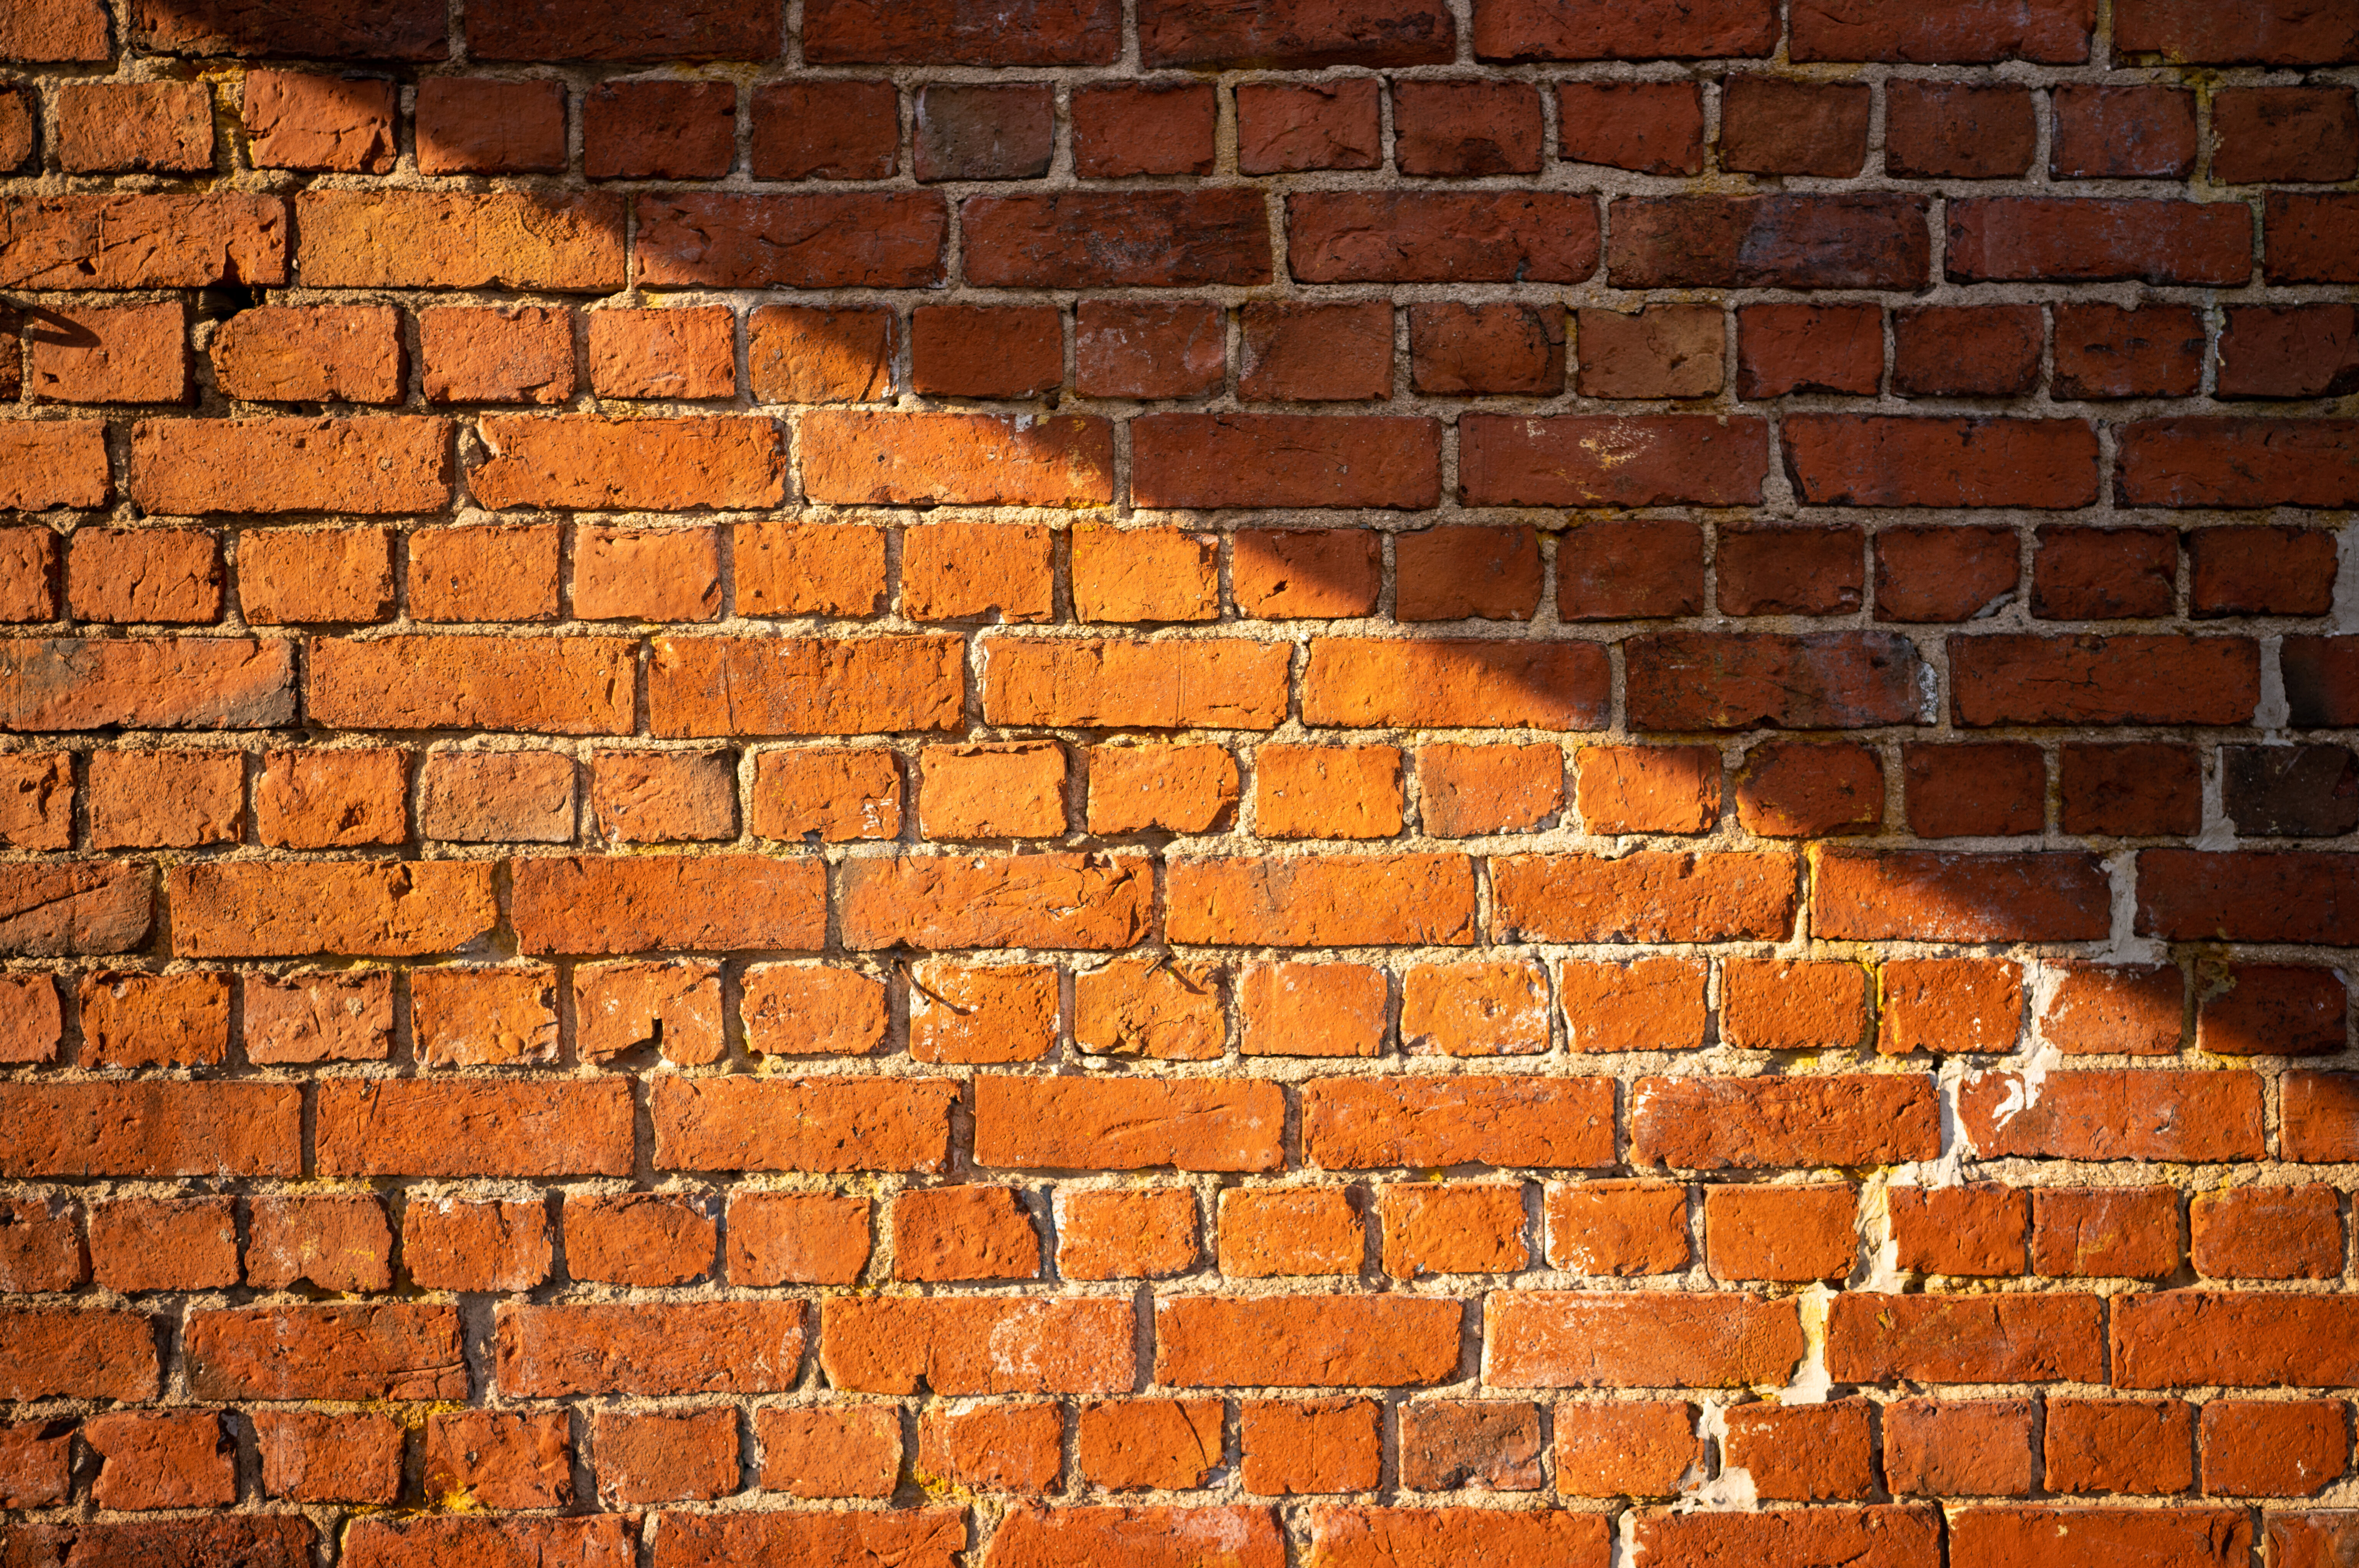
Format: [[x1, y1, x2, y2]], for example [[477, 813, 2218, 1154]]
[[1, 0, 2357, 1563]]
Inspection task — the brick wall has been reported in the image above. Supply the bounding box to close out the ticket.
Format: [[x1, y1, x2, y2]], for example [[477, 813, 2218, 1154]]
[[2, 0, 2357, 1561]]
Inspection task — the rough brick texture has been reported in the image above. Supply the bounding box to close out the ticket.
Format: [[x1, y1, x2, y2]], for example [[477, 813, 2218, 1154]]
[[2, 2, 2356, 1561]]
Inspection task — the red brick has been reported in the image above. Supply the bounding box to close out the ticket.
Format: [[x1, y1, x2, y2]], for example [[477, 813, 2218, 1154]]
[[1254, 745, 1402, 839], [405, 1198, 551, 1291], [919, 1402, 1061, 1494], [637, 192, 945, 289], [1720, 958, 1867, 1051], [1073, 525, 1217, 622], [585, 79, 734, 179], [243, 1194, 392, 1293], [2282, 637, 2359, 726], [87, 1411, 234, 1510], [0, 973, 60, 1062], [1485, 1291, 1802, 1388], [1814, 848, 2110, 943], [1219, 1188, 1363, 1278], [1462, 414, 1765, 507], [1633, 1073, 1936, 1168], [467, 0, 777, 58], [29, 302, 188, 405], [976, 1074, 1280, 1172], [1400, 1403, 1544, 1492], [1237, 961, 1383, 1058], [2032, 1187, 2182, 1279], [2041, 963, 2182, 1056], [1545, 1181, 1688, 1276], [1057, 1189, 1198, 1280], [2032, 526, 2175, 619], [987, 1507, 1275, 1568], [2198, 963, 2345, 1057], [2117, 0, 2359, 62], [1237, 79, 1380, 173], [1158, 1295, 1459, 1387], [131, 415, 445, 514], [1144, 0, 1450, 65], [1786, 415, 2098, 508], [0, 193, 286, 291], [1073, 83, 1215, 177], [2046, 1398, 2196, 1496], [2191, 1184, 2342, 1280], [749, 81, 898, 179], [1395, 80, 1540, 175], [1133, 413, 1435, 508], [0, 862, 152, 956], [842, 852, 1149, 949], [1302, 1075, 1612, 1169], [595, 1408, 736, 1505], [1874, 526, 2018, 625], [587, 307, 735, 400], [168, 858, 495, 958], [1491, 850, 1793, 945], [0, 1197, 83, 1293], [1889, 1184, 2028, 1278], [419, 749, 577, 842], [822, 1297, 1134, 1394], [2115, 1292, 2359, 1389], [1557, 957, 1708, 1054], [88, 749, 241, 848], [1240, 303, 1390, 403], [568, 1193, 716, 1285], [414, 79, 564, 173], [1558, 519, 1704, 620], [727, 1192, 871, 1285], [803, 410, 1108, 506], [1828, 1292, 2103, 1384], [1401, 958, 1548, 1057], [2121, 418, 2359, 508], [1577, 305, 1724, 399], [1558, 82, 1704, 173], [1075, 1399, 1221, 1490], [2141, 850, 2359, 946], [423, 1408, 571, 1508], [1703, 1185, 1856, 1282], [916, 83, 1054, 180], [2213, 87, 2358, 182], [804, 0, 1118, 63], [966, 190, 1270, 287], [1885, 1399, 2036, 1497], [2051, 84, 2196, 178], [1087, 744, 1238, 835], [213, 305, 401, 404], [910, 959, 1056, 1064], [912, 305, 1061, 399], [1949, 197, 2249, 285], [1892, 305, 2042, 399], [1902, 744, 2042, 839], [85, 1198, 236, 1290], [1554, 1400, 1700, 1497], [2201, 1400, 2345, 1497], [1736, 302, 1881, 397], [1611, 195, 1927, 289], [1078, 955, 1223, 1059], [1963, 1067, 2262, 1163], [69, 528, 221, 624], [1240, 1399, 1378, 1494], [1724, 1400, 1876, 1500], [56, 81, 212, 174], [318, 1079, 633, 1176], [419, 306, 576, 404], [1717, 524, 1861, 615], [186, 1303, 463, 1400], [1721, 76, 1868, 175], [1381, 1183, 1526, 1277], [1880, 958, 2025, 1057], [0, 1308, 159, 1401], [253, 1411, 400, 1504], [1475, 0, 1774, 58], [2192, 524, 2338, 616], [1640, 1510, 1942, 1568], [734, 521, 883, 618], [651, 635, 961, 738], [1417, 744, 1562, 837], [1302, 638, 1606, 732], [1291, 192, 1598, 284], [256, 748, 406, 848], [1408, 303, 1563, 395], [1628, 629, 1922, 731], [0, 530, 56, 622], [591, 749, 734, 844], [1076, 301, 1224, 399], [576, 958, 723, 1065], [0, 423, 108, 511], [652, 1075, 955, 1173], [1791, 0, 2093, 60], [3, 0, 109, 60], [299, 189, 618, 290], [757, 1407, 899, 1498], [2050, 304, 2203, 399], [1170, 852, 1476, 946], [497, 1300, 805, 1396], [2217, 306, 2359, 400], [1886, 81, 2036, 177], [2285, 1073, 2359, 1163]]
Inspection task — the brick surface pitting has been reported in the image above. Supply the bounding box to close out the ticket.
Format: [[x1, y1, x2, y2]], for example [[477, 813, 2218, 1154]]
[[0, 0, 2356, 1561]]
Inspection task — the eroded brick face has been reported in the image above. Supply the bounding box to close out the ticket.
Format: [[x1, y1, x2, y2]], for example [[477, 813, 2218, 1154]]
[[0, 4, 2354, 1562]]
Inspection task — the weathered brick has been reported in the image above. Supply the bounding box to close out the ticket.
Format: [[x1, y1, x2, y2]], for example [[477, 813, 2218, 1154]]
[[319, 1080, 632, 1176], [1486, 1292, 1802, 1388], [1168, 853, 1477, 945], [653, 1076, 955, 1172], [498, 1301, 805, 1395], [976, 1075, 1282, 1171], [1610, 195, 1929, 288], [1633, 1074, 1939, 1168], [1812, 849, 2111, 943], [187, 1304, 463, 1400], [167, 860, 496, 957], [296, 192, 620, 289], [0, 194, 286, 289], [1304, 638, 1610, 731], [842, 853, 1151, 949], [1303, 1075, 1612, 1169], [823, 1297, 1134, 1394], [1460, 414, 1765, 507], [1960, 1068, 2264, 1162], [966, 190, 1270, 287]]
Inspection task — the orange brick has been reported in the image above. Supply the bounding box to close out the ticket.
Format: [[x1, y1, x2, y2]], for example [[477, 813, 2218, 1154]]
[[757, 1407, 899, 1499], [1554, 1401, 1700, 1498], [79, 971, 230, 1068], [1240, 961, 1387, 1058], [895, 1186, 1041, 1283], [1076, 1398, 1223, 1490], [575, 959, 723, 1066], [1219, 1188, 1363, 1278], [1056, 1188, 1199, 1280], [1722, 1399, 1876, 1501], [593, 1408, 737, 1505], [211, 305, 402, 404], [68, 528, 220, 623], [1087, 744, 1238, 834], [592, 748, 737, 843], [1722, 958, 1871, 1051], [419, 306, 576, 404], [29, 303, 189, 404], [256, 748, 405, 848], [1072, 525, 1218, 622], [748, 306, 893, 403], [735, 521, 885, 617], [1703, 1185, 1856, 1282], [1255, 744, 1404, 839], [567, 1193, 716, 1286], [1545, 1180, 1691, 1276], [410, 966, 557, 1068], [751, 748, 900, 841], [1889, 1184, 2028, 1277], [1879, 958, 2025, 1055], [88, 750, 242, 849], [1884, 1398, 2036, 1498], [1576, 745, 1720, 835], [1401, 959, 1549, 1056], [0, 529, 57, 622], [920, 741, 1067, 839], [1233, 529, 1380, 619], [917, 1402, 1062, 1494], [423, 1410, 570, 1510], [1380, 1183, 1527, 1277], [409, 523, 559, 622], [909, 960, 1057, 1064], [2190, 1184, 2343, 1280], [0, 752, 69, 850], [727, 1193, 872, 1286], [574, 525, 721, 622], [1074, 956, 1224, 1060], [1241, 1399, 1380, 1494], [904, 521, 1052, 622], [587, 306, 735, 399], [238, 528, 394, 624], [246, 1193, 392, 1292], [740, 964, 888, 1057], [1558, 958, 1709, 1052], [1418, 743, 1564, 836]]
